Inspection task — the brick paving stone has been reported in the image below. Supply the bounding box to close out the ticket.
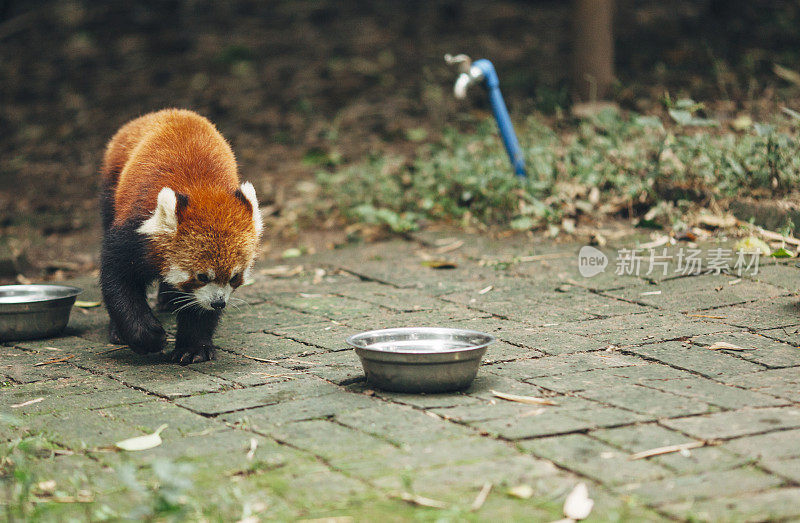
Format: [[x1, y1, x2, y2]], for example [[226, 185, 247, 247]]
[[298, 349, 365, 384], [333, 281, 448, 312], [625, 340, 766, 379], [175, 377, 339, 415], [590, 424, 749, 475], [640, 377, 788, 409], [659, 487, 800, 522], [225, 331, 328, 360], [529, 362, 690, 393], [486, 351, 646, 381], [722, 367, 800, 401], [614, 467, 783, 506], [578, 384, 718, 418], [269, 322, 358, 352], [218, 302, 328, 335], [744, 261, 800, 293], [370, 455, 564, 498], [602, 273, 788, 313], [100, 399, 221, 436], [189, 352, 303, 387], [552, 312, 726, 346], [662, 406, 800, 439], [520, 434, 672, 485], [690, 331, 800, 369], [760, 324, 800, 346], [710, 296, 800, 330], [9, 236, 800, 520], [449, 317, 606, 355], [264, 418, 397, 462], [760, 457, 800, 483], [72, 350, 234, 398], [723, 428, 800, 461], [442, 284, 648, 326], [220, 392, 378, 430], [335, 404, 476, 446]]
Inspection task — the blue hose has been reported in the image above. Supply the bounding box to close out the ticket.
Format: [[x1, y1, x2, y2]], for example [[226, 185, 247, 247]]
[[472, 59, 527, 178]]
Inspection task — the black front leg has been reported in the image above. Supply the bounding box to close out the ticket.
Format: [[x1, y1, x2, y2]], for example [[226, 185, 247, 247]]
[[100, 225, 165, 354], [100, 261, 165, 354], [172, 307, 221, 365]]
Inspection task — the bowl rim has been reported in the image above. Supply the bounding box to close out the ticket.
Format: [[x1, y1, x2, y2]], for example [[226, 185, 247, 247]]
[[0, 284, 83, 305], [346, 326, 496, 355]]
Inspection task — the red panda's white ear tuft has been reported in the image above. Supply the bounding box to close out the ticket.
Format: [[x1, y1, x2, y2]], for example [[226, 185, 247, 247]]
[[137, 187, 178, 237], [239, 182, 263, 236]]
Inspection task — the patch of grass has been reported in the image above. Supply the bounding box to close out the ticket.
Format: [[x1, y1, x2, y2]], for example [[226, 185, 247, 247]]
[[315, 107, 800, 233]]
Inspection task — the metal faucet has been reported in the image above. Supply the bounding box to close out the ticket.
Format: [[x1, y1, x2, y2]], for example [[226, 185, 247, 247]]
[[446, 54, 527, 178]]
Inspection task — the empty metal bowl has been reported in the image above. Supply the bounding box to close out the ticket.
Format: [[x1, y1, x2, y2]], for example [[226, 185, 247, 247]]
[[0, 285, 83, 341], [346, 327, 495, 393]]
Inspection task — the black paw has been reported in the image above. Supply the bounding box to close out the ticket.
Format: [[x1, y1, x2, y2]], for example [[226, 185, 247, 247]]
[[109, 323, 124, 345], [171, 344, 216, 365], [126, 318, 167, 354]]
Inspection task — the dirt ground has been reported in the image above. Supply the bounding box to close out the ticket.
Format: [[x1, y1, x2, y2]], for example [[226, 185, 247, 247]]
[[2, 0, 800, 283]]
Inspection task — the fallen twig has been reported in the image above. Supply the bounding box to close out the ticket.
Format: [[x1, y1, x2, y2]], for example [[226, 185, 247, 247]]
[[96, 346, 127, 355], [395, 492, 448, 509], [470, 482, 493, 511], [11, 397, 44, 408], [491, 390, 558, 406], [707, 342, 748, 351], [687, 314, 726, 319], [435, 240, 464, 254], [517, 252, 572, 263], [629, 440, 708, 460], [33, 355, 74, 366]]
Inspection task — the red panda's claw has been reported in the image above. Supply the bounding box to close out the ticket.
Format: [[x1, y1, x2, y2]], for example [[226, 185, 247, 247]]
[[172, 344, 216, 365]]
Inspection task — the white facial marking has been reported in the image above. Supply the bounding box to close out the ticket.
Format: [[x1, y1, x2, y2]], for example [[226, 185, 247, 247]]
[[239, 181, 263, 236], [164, 266, 190, 286], [137, 187, 178, 237], [193, 282, 233, 310]]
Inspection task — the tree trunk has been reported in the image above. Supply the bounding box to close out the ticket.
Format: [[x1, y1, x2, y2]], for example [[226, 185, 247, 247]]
[[572, 0, 615, 101]]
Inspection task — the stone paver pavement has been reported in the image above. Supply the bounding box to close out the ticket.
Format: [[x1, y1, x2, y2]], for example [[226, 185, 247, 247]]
[[3, 232, 800, 520]]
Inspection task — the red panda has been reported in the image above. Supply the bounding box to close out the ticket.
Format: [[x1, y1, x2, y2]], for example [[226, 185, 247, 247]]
[[100, 109, 262, 364]]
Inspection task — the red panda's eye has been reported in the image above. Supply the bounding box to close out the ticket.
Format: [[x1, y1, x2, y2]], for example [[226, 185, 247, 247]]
[[197, 273, 210, 283], [230, 272, 243, 287]]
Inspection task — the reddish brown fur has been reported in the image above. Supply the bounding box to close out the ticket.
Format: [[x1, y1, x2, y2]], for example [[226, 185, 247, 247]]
[[102, 109, 258, 280]]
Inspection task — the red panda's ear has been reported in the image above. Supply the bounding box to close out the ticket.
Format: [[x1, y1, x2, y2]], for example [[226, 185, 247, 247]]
[[137, 187, 181, 237], [175, 192, 189, 220], [236, 182, 263, 236]]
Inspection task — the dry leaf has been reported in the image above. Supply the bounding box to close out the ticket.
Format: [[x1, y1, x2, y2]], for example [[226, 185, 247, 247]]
[[508, 485, 534, 499], [491, 390, 558, 406], [563, 483, 594, 520], [708, 342, 748, 351], [74, 300, 101, 308], [422, 260, 458, 269], [115, 424, 168, 451]]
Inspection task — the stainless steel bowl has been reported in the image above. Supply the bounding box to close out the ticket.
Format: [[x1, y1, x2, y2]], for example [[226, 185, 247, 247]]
[[346, 327, 495, 393], [0, 285, 83, 341]]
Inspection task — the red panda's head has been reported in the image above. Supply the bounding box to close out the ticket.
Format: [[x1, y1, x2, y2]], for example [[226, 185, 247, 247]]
[[137, 183, 263, 311]]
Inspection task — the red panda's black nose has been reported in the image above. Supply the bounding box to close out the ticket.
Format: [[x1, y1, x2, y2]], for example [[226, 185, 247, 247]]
[[211, 299, 226, 310]]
